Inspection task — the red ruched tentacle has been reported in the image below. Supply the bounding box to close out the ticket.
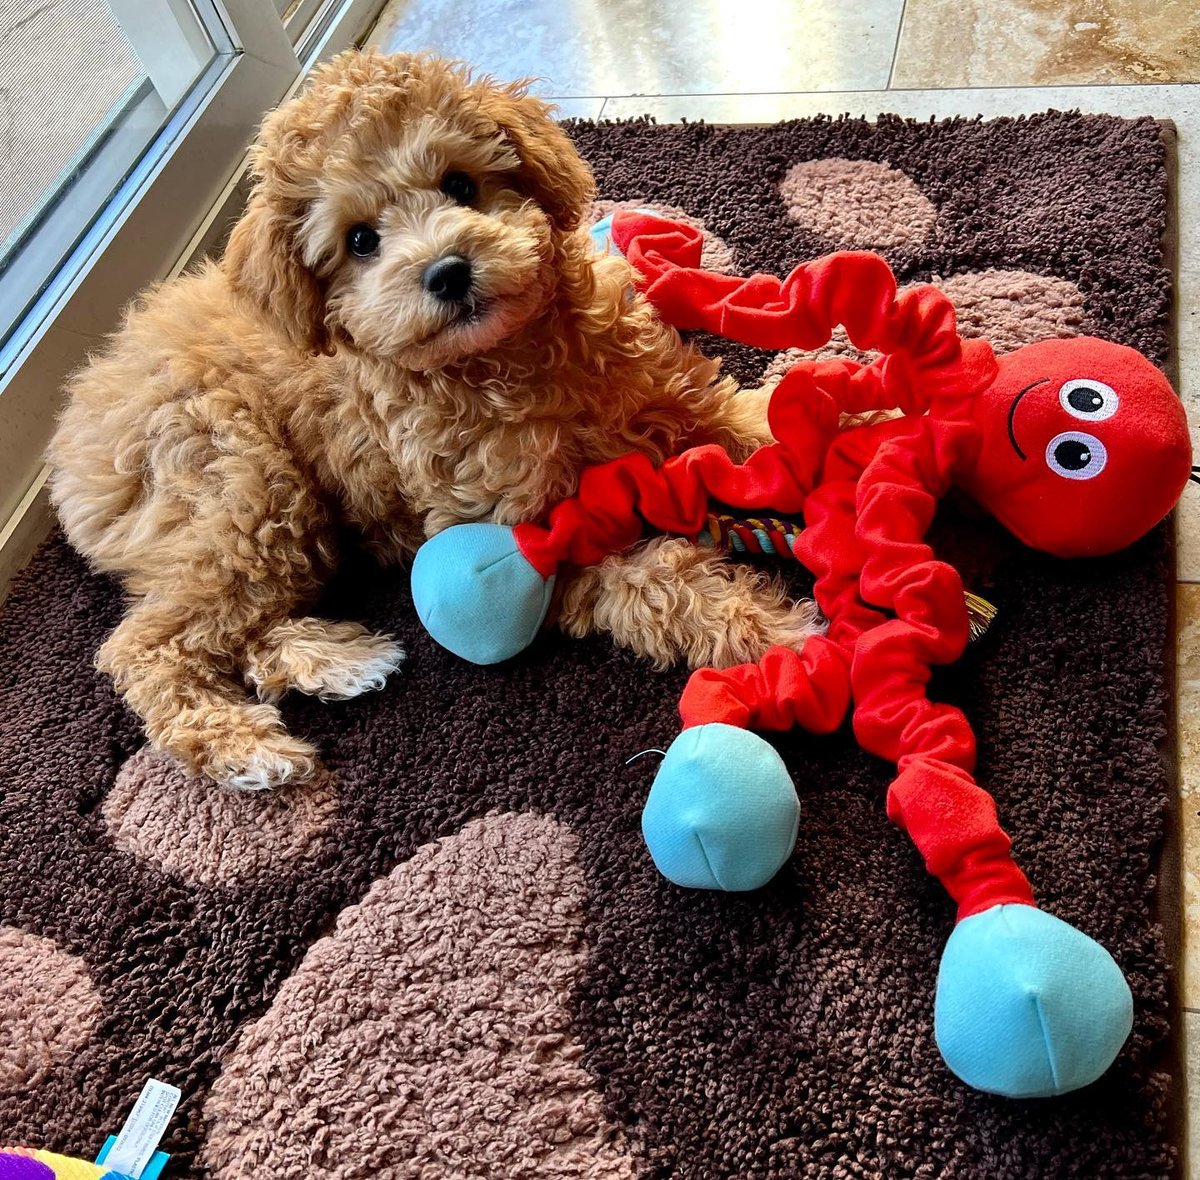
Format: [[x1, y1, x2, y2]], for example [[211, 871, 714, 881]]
[[512, 371, 847, 578], [675, 442, 883, 740], [679, 640, 851, 734], [850, 420, 1035, 921], [675, 415, 1035, 922], [610, 210, 998, 413]]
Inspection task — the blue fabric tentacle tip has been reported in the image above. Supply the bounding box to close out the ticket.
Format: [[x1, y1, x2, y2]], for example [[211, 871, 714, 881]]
[[411, 523, 553, 665], [641, 723, 800, 892], [935, 903, 1133, 1097]]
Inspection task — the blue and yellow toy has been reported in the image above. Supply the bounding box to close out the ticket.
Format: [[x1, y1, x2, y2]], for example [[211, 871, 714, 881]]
[[0, 1140, 168, 1180]]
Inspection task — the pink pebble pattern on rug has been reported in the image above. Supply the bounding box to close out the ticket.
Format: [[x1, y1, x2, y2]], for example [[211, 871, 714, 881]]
[[200, 812, 639, 1179], [0, 928, 101, 1096], [779, 157, 938, 248], [935, 268, 1087, 352], [102, 748, 338, 887]]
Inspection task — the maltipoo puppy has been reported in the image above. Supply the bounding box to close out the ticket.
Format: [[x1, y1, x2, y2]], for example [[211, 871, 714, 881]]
[[49, 51, 820, 789]]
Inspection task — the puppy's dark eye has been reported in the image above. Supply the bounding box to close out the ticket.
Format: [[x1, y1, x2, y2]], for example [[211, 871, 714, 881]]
[[441, 171, 477, 205], [346, 224, 380, 257]]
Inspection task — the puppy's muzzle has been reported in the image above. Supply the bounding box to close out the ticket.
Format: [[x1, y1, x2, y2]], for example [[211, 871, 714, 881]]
[[423, 255, 474, 304]]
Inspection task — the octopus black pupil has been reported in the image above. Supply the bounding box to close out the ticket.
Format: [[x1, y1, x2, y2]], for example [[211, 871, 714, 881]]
[[1056, 440, 1090, 470], [1068, 387, 1104, 413]]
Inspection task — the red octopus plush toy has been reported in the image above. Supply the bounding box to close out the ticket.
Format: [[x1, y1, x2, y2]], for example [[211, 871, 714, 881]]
[[411, 211, 1192, 1099]]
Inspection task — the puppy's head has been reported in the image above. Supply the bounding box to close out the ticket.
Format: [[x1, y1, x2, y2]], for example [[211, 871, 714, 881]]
[[224, 51, 595, 367]]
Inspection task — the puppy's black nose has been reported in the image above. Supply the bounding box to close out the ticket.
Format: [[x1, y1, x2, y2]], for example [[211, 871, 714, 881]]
[[422, 255, 473, 303]]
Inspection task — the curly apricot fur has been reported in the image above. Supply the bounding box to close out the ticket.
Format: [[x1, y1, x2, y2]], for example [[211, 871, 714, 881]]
[[49, 52, 817, 788]]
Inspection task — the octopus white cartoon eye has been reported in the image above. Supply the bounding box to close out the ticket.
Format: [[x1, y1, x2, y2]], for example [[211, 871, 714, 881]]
[[1046, 431, 1107, 480], [1060, 378, 1118, 421]]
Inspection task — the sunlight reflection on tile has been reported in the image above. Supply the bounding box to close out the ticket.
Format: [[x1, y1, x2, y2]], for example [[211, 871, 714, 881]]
[[370, 0, 906, 96]]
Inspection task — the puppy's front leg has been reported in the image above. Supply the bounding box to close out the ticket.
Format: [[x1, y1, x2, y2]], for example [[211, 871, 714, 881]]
[[98, 597, 322, 790], [557, 536, 823, 670], [671, 350, 775, 460]]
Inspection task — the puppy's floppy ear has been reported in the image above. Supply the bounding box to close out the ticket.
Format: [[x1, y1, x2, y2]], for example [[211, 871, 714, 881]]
[[481, 83, 595, 231], [225, 188, 330, 355]]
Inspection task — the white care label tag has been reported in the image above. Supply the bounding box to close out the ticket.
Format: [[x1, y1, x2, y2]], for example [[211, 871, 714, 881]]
[[103, 1078, 181, 1178]]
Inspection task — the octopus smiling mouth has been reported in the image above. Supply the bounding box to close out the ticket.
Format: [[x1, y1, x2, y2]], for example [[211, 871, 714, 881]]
[[1006, 377, 1050, 460]]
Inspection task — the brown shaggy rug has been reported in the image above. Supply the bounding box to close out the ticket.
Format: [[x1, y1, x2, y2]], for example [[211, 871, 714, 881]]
[[0, 112, 1183, 1178]]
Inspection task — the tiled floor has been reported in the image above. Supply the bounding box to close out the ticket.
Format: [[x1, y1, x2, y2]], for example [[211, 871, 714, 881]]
[[894, 0, 1200, 89], [372, 0, 1200, 1169]]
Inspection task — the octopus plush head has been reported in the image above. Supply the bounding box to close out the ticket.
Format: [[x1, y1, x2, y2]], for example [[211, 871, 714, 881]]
[[959, 336, 1191, 559]]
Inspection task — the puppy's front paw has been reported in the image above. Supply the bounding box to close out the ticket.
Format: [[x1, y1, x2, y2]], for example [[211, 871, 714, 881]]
[[709, 595, 826, 669], [306, 633, 407, 702], [246, 618, 406, 703]]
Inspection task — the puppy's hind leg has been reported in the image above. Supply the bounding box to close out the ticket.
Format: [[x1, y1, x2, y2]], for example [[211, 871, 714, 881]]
[[558, 536, 824, 670], [99, 599, 318, 790], [245, 617, 406, 703], [91, 389, 347, 788]]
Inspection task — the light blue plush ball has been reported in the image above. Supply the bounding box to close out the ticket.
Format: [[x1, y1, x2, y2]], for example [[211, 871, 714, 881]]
[[587, 207, 658, 257], [935, 903, 1134, 1097], [641, 723, 800, 892], [411, 523, 554, 665]]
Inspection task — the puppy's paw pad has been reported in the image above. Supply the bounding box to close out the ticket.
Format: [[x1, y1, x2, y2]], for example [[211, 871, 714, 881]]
[[218, 737, 318, 792]]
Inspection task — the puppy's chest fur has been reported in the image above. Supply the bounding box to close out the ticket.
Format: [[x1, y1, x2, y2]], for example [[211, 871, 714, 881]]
[[305, 297, 729, 544]]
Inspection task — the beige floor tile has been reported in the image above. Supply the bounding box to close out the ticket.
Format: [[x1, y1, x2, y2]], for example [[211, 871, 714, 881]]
[[369, 0, 906, 96], [1179, 585, 1200, 1010], [1186, 1010, 1200, 1178], [1177, 435, 1200, 584], [544, 98, 607, 120], [892, 0, 1200, 89]]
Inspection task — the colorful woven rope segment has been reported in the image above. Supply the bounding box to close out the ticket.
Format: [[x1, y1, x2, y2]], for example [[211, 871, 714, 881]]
[[695, 511, 997, 641], [695, 511, 804, 558]]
